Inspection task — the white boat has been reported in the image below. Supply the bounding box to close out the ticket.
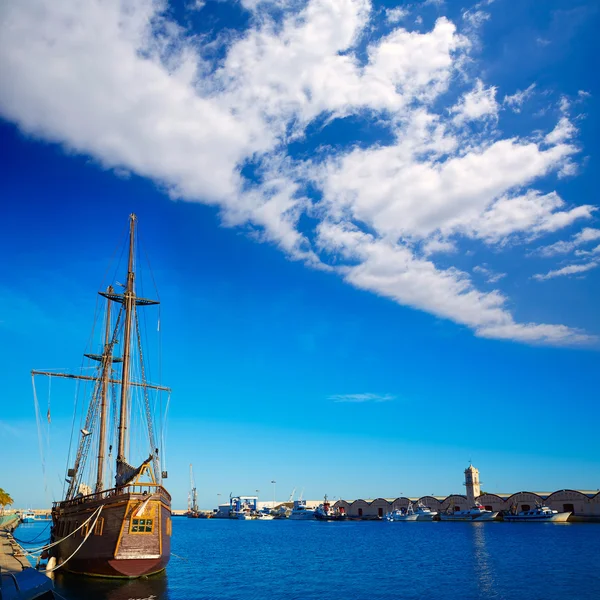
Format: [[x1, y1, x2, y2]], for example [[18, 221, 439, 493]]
[[257, 512, 274, 520], [289, 499, 315, 520], [21, 510, 36, 523], [413, 501, 437, 521], [504, 505, 571, 522], [385, 504, 419, 521], [439, 504, 498, 521]]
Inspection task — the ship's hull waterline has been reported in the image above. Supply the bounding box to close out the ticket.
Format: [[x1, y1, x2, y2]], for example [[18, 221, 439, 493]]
[[503, 512, 571, 523], [50, 487, 171, 578]]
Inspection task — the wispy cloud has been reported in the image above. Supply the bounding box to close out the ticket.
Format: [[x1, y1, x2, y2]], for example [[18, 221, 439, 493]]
[[536, 228, 600, 257], [533, 261, 598, 281], [576, 243, 600, 257], [504, 83, 536, 113], [473, 264, 506, 284], [385, 7, 409, 24], [0, 420, 23, 438], [329, 393, 396, 403]]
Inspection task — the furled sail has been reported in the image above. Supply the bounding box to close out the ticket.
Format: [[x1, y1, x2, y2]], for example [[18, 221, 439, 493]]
[[116, 455, 153, 487]]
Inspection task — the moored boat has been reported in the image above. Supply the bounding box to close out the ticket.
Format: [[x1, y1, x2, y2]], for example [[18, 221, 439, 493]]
[[385, 504, 419, 522], [414, 501, 437, 521], [439, 504, 498, 522], [21, 510, 36, 523], [289, 499, 315, 520], [33, 214, 172, 578], [504, 504, 571, 522], [314, 495, 347, 521]]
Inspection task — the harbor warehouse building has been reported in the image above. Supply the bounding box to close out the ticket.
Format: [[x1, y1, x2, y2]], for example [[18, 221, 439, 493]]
[[333, 466, 600, 522]]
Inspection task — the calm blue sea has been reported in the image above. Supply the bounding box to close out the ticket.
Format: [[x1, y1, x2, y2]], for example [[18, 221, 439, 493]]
[[15, 517, 600, 600]]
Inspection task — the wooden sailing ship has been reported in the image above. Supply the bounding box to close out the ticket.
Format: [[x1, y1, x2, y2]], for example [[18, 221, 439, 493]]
[[32, 214, 172, 578]]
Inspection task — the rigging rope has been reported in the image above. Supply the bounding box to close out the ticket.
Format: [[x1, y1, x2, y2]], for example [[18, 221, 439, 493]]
[[32, 376, 49, 502], [134, 307, 160, 482]]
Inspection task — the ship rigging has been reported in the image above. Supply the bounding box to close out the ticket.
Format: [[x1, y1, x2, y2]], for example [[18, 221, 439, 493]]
[[31, 214, 172, 578]]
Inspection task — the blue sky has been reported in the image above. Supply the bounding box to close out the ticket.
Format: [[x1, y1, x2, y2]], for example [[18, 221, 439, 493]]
[[1, 0, 599, 510]]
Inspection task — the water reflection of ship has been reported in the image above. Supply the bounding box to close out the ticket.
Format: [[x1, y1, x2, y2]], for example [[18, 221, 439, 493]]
[[54, 571, 168, 600]]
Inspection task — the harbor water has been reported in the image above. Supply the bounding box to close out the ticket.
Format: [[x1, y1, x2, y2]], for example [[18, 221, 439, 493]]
[[15, 517, 600, 600]]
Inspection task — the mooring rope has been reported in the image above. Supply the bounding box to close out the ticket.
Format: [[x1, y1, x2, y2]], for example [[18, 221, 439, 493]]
[[12, 521, 51, 544], [44, 505, 104, 573], [19, 505, 103, 556]]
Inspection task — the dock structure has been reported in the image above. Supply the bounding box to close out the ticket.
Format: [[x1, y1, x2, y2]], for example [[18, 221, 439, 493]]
[[1, 516, 30, 573], [1, 516, 55, 599]]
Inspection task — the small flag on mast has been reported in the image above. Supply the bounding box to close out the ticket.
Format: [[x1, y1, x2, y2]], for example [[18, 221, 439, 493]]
[[47, 408, 51, 424]]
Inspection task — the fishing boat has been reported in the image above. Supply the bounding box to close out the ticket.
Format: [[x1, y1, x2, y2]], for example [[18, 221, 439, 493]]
[[32, 214, 172, 578], [288, 499, 316, 520], [439, 504, 498, 522], [414, 501, 437, 521], [21, 510, 36, 523], [503, 504, 571, 522], [385, 504, 419, 522], [314, 495, 347, 521]]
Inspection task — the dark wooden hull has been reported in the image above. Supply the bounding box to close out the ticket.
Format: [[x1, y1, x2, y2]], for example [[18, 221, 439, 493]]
[[50, 487, 171, 578]]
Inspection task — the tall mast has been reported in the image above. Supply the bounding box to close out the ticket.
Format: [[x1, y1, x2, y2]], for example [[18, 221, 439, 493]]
[[117, 214, 137, 467], [95, 286, 113, 493]]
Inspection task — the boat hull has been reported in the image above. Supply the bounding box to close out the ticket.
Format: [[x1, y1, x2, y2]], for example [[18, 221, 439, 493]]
[[415, 513, 436, 521], [50, 488, 171, 578], [392, 514, 419, 522], [289, 512, 315, 520], [315, 514, 347, 521], [440, 511, 499, 522], [504, 512, 571, 523]]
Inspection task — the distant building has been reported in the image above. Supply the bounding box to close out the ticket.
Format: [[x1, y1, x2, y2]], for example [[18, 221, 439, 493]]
[[464, 464, 480, 504], [333, 465, 600, 522]]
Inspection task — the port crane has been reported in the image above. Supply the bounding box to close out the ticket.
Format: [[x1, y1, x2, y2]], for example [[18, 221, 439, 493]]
[[188, 463, 199, 515]]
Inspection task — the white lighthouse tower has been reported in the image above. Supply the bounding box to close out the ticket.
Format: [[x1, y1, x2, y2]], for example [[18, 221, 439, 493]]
[[464, 464, 481, 504]]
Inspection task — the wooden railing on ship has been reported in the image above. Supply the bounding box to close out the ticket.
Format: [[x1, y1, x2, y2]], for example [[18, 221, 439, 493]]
[[53, 483, 171, 509]]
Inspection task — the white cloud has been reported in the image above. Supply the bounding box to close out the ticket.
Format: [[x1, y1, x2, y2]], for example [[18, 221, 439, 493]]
[[462, 9, 490, 30], [422, 237, 457, 256], [452, 79, 499, 123], [559, 95, 570, 114], [329, 393, 395, 403], [504, 83, 536, 113], [576, 243, 600, 257], [0, 0, 595, 347], [316, 222, 592, 345], [537, 228, 600, 257], [386, 7, 409, 24], [545, 116, 577, 145], [533, 261, 599, 281]]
